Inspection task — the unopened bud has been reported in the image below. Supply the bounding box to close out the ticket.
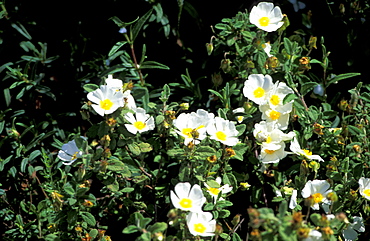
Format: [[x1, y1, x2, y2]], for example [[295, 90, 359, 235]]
[[309, 36, 317, 49], [206, 43, 214, 56], [220, 59, 232, 73], [265, 56, 279, 69], [211, 72, 223, 87]]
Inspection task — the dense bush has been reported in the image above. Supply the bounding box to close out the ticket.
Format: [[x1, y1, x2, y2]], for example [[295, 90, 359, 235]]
[[1, 1, 370, 240]]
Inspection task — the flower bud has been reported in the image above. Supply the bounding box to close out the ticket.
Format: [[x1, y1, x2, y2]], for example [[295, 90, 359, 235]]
[[179, 103, 189, 111], [220, 59, 232, 73], [313, 84, 324, 96], [211, 72, 223, 87], [309, 36, 317, 49], [264, 56, 279, 69], [206, 43, 214, 56]]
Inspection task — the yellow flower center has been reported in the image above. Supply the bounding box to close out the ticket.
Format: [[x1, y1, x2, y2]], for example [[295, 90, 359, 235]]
[[265, 149, 275, 154], [363, 189, 370, 197], [269, 110, 280, 120], [253, 87, 265, 98], [133, 121, 146, 130], [270, 95, 280, 106], [194, 223, 207, 233], [259, 17, 270, 27], [216, 131, 227, 141], [182, 128, 193, 138], [303, 149, 312, 156], [311, 193, 324, 203], [100, 99, 114, 110], [71, 151, 79, 160], [266, 136, 272, 143], [208, 187, 220, 196], [179, 198, 192, 209]]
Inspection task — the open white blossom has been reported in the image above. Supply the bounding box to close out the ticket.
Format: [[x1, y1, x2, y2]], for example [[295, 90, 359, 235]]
[[260, 141, 287, 164], [253, 121, 295, 143], [290, 137, 324, 162], [232, 107, 245, 123], [58, 138, 86, 165], [173, 109, 214, 146], [105, 75, 123, 92], [87, 85, 124, 116], [259, 104, 290, 130], [301, 180, 332, 210], [204, 177, 233, 203], [262, 42, 272, 57], [342, 216, 365, 241], [243, 74, 274, 105], [358, 177, 370, 200], [186, 211, 216, 237], [267, 81, 294, 114], [207, 117, 239, 146], [249, 2, 284, 32], [124, 107, 155, 134], [170, 182, 206, 213]]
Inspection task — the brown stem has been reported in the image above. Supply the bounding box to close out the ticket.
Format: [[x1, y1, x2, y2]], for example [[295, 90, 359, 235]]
[[130, 44, 145, 86]]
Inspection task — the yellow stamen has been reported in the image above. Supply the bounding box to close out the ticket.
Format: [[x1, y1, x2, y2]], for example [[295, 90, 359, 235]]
[[259, 17, 270, 27], [265, 149, 275, 154], [71, 151, 79, 160], [179, 198, 192, 209], [182, 128, 193, 138], [364, 189, 370, 197], [266, 136, 272, 143], [133, 121, 146, 130], [311, 193, 324, 203], [100, 99, 113, 110], [208, 187, 220, 196], [216, 131, 227, 141], [303, 149, 312, 156], [253, 87, 265, 98], [269, 110, 280, 120], [270, 95, 280, 106], [194, 223, 207, 233]]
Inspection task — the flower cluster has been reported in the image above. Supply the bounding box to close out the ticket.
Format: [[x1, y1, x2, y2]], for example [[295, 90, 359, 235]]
[[170, 182, 216, 237], [244, 74, 324, 165], [172, 109, 239, 146]]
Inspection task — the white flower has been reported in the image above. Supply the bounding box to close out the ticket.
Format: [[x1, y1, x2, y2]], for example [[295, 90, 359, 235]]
[[342, 216, 365, 241], [172, 110, 213, 146], [186, 212, 216, 237], [358, 177, 370, 200], [232, 107, 245, 123], [267, 81, 294, 114], [58, 138, 85, 165], [253, 121, 295, 143], [290, 137, 324, 162], [122, 90, 137, 111], [262, 42, 272, 57], [289, 189, 298, 209], [303, 230, 323, 241], [301, 180, 333, 210], [207, 117, 239, 146], [243, 74, 274, 105], [204, 177, 232, 203], [249, 2, 284, 32], [259, 104, 290, 130], [124, 107, 155, 134], [105, 75, 123, 92], [87, 85, 125, 116], [170, 182, 206, 213], [260, 141, 287, 164]]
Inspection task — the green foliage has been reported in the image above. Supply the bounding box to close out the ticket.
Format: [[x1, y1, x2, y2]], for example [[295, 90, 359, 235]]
[[1, 0, 369, 241]]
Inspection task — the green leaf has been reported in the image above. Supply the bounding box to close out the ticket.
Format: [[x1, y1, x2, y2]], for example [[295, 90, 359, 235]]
[[80, 211, 96, 226], [310, 213, 322, 226], [107, 159, 128, 172], [109, 41, 127, 57], [347, 125, 363, 135], [44, 234, 61, 241], [300, 82, 317, 96], [283, 93, 298, 104], [4, 88, 11, 107], [327, 73, 361, 86], [29, 150, 41, 162], [138, 142, 152, 153], [147, 222, 168, 233], [63, 183, 75, 196], [83, 83, 99, 93], [235, 124, 246, 136], [11, 22, 32, 40], [128, 142, 141, 156], [131, 9, 153, 42], [160, 84, 171, 102], [122, 225, 140, 234], [140, 60, 170, 70], [196, 146, 217, 158], [20, 158, 28, 173], [283, 37, 293, 55], [89, 229, 99, 239], [232, 233, 242, 241]]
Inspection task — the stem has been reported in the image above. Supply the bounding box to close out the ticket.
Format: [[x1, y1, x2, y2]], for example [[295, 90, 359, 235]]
[[130, 44, 145, 86]]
